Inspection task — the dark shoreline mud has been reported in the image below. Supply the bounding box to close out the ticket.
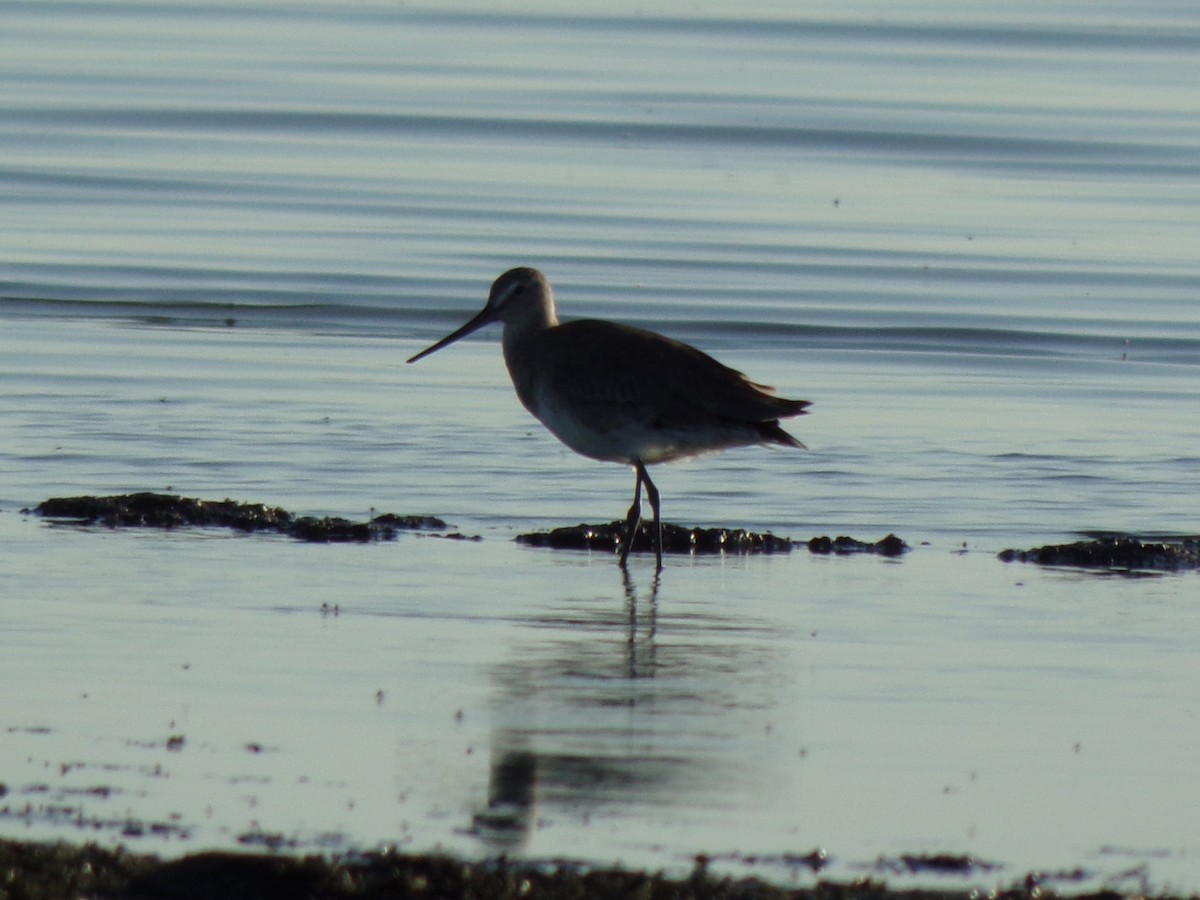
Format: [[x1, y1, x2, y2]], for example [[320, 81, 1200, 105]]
[[28, 492, 910, 559], [25, 493, 1200, 572], [0, 837, 1173, 900], [999, 535, 1200, 572], [516, 522, 909, 558], [27, 493, 446, 543]]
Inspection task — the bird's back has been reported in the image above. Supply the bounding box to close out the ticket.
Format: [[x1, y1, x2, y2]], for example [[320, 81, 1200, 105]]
[[505, 319, 809, 463]]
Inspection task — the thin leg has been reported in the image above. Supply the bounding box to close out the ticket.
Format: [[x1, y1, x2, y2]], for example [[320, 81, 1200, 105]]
[[618, 464, 643, 567], [638, 461, 663, 571]]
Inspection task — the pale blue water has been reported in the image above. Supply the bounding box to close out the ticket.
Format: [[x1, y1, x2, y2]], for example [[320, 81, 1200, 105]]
[[2, 1, 1199, 892]]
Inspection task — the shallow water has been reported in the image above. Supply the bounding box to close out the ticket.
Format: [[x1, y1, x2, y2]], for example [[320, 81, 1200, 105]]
[[2, 0, 1200, 893]]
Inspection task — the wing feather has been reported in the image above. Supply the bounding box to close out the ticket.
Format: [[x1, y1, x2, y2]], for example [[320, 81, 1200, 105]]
[[534, 320, 808, 432]]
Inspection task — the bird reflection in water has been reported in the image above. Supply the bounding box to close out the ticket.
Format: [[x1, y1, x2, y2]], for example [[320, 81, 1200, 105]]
[[470, 570, 660, 853], [622, 567, 659, 681]]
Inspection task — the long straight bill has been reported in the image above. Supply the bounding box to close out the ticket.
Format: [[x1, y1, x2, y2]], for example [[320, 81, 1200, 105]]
[[406, 305, 498, 364]]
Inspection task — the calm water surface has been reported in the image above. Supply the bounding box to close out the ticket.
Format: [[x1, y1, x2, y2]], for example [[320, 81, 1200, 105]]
[[2, 0, 1199, 892]]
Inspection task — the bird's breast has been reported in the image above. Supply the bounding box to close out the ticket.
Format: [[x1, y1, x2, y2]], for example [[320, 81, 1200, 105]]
[[529, 385, 637, 463]]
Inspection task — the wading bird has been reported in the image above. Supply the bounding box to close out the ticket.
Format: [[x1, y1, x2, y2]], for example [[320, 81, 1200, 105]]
[[407, 267, 809, 569]]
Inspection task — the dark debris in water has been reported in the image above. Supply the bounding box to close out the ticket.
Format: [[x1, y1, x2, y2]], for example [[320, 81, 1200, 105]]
[[0, 837, 1175, 900], [27, 493, 447, 544], [998, 535, 1200, 572], [0, 795, 192, 845], [516, 521, 795, 555], [695, 849, 829, 874], [873, 852, 1002, 876]]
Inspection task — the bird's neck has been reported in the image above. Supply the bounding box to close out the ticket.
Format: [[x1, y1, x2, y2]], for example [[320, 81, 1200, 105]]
[[500, 301, 557, 352], [500, 308, 557, 416]]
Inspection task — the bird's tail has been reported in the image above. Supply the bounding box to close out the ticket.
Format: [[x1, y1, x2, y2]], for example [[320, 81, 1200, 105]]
[[757, 420, 807, 450]]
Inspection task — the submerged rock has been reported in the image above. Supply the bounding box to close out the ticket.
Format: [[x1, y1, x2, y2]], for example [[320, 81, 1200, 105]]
[[29, 493, 446, 544], [516, 521, 794, 555], [999, 535, 1200, 571]]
